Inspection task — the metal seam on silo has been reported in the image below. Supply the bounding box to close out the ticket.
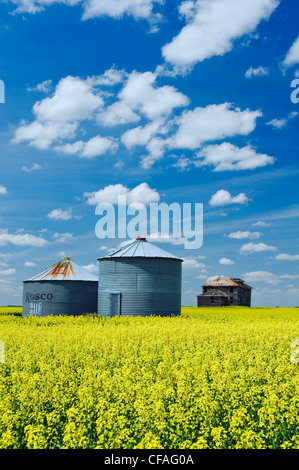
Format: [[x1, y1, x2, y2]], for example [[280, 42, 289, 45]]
[[98, 238, 182, 318]]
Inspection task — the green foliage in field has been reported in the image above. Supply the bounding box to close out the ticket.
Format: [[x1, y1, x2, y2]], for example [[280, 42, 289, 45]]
[[1, 307, 299, 449]]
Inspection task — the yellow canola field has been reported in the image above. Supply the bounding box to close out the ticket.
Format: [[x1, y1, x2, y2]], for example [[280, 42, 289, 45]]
[[0, 306, 22, 316], [1, 306, 299, 449]]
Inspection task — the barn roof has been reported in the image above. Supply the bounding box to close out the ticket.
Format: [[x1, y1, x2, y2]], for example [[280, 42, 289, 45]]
[[203, 277, 238, 287], [197, 289, 228, 297], [203, 276, 252, 289], [24, 258, 98, 282], [99, 238, 183, 260]]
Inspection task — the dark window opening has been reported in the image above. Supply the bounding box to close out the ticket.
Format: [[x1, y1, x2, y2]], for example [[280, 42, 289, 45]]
[[211, 297, 215, 304], [230, 297, 234, 304], [229, 287, 233, 293]]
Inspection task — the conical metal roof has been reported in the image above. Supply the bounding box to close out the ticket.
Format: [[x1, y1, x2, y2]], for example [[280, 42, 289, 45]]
[[99, 238, 183, 260], [24, 257, 98, 282]]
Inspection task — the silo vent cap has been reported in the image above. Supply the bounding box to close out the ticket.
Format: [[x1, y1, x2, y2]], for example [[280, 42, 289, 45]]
[[62, 257, 70, 260], [136, 237, 146, 241]]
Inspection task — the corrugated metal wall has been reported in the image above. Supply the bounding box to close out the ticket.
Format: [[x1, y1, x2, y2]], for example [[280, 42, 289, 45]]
[[98, 258, 182, 317], [22, 280, 98, 316]]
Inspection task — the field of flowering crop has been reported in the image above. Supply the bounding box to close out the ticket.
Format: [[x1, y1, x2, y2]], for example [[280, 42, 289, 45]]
[[1, 306, 299, 449]]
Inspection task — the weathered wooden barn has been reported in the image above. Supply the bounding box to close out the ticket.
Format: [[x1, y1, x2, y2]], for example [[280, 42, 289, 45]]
[[197, 277, 252, 307]]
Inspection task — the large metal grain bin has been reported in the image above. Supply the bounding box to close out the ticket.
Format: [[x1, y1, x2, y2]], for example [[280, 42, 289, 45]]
[[98, 238, 182, 317], [22, 257, 98, 316]]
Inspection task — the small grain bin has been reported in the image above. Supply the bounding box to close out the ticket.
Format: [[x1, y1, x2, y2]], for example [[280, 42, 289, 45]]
[[22, 257, 98, 316], [98, 238, 182, 317]]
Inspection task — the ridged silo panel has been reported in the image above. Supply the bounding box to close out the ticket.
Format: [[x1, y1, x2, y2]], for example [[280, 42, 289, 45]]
[[98, 253, 182, 317]]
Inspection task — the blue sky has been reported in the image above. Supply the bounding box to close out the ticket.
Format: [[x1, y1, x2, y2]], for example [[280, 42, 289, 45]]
[[0, 0, 299, 307]]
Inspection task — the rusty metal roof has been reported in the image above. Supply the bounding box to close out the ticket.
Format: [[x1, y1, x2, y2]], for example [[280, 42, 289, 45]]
[[24, 257, 98, 282], [203, 277, 239, 287], [203, 276, 252, 289]]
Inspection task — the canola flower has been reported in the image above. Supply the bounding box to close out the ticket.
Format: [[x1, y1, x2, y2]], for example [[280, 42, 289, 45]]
[[0, 306, 299, 449]]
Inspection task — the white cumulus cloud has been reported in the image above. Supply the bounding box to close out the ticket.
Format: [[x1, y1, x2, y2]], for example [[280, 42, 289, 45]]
[[22, 163, 43, 172], [245, 66, 269, 79], [195, 142, 274, 171], [47, 208, 73, 221], [55, 135, 118, 158], [227, 231, 261, 240], [182, 258, 206, 270], [0, 230, 48, 246], [12, 120, 78, 150], [92, 67, 128, 86], [275, 253, 299, 261], [253, 221, 270, 227], [82, 0, 163, 22], [141, 137, 166, 169], [27, 79, 53, 93], [242, 271, 280, 284], [98, 101, 140, 127], [82, 263, 98, 272], [84, 182, 160, 206], [162, 0, 279, 68], [0, 268, 16, 276], [121, 118, 166, 148], [219, 257, 234, 265], [9, 0, 163, 25], [282, 35, 299, 68], [266, 112, 298, 129], [167, 103, 262, 150], [99, 71, 189, 126], [280, 274, 299, 279], [12, 76, 104, 149], [33, 75, 104, 123], [240, 242, 276, 255], [53, 232, 73, 243], [209, 190, 248, 207], [148, 232, 188, 246]]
